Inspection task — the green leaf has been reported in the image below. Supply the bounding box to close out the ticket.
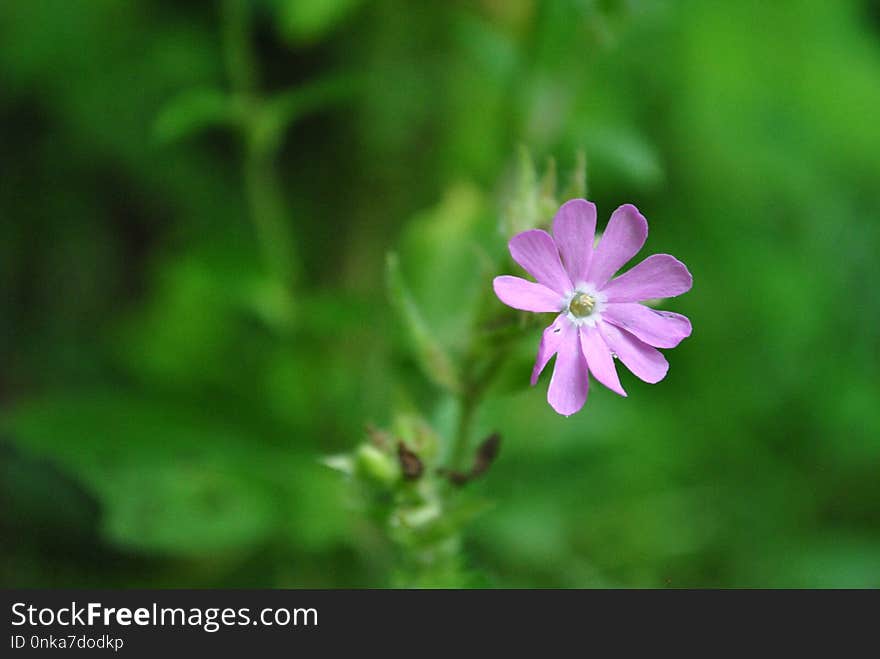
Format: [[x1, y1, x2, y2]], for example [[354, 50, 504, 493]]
[[252, 75, 360, 155], [396, 183, 497, 351], [276, 0, 363, 45], [0, 392, 327, 556], [400, 497, 495, 548], [154, 87, 244, 145]]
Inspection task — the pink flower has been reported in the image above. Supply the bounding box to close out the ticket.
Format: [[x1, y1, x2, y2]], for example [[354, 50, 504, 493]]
[[493, 200, 693, 416]]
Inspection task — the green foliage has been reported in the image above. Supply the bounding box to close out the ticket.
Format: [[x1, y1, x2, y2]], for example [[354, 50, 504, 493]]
[[2, 0, 880, 588], [386, 252, 462, 394], [2, 392, 348, 557], [154, 88, 244, 145], [503, 147, 588, 236], [275, 0, 364, 45]]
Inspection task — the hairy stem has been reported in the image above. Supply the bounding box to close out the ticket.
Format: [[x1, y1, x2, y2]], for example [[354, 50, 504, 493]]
[[450, 391, 478, 471], [448, 293, 523, 471]]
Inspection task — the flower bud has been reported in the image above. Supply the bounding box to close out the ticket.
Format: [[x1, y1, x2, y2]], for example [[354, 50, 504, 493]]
[[355, 443, 400, 486]]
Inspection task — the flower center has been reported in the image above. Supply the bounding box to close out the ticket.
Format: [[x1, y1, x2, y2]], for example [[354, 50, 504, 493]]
[[568, 292, 596, 318]]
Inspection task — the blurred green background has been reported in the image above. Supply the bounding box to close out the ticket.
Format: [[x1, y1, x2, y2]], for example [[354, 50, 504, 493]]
[[2, 0, 879, 588]]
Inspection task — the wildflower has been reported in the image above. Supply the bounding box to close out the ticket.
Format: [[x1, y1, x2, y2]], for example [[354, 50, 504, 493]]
[[493, 200, 692, 416]]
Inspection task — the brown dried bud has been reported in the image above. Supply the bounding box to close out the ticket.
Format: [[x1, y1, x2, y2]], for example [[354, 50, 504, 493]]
[[471, 433, 501, 477], [397, 442, 424, 481], [439, 432, 501, 486]]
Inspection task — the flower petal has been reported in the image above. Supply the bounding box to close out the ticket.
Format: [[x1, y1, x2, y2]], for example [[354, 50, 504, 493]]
[[552, 199, 596, 285], [588, 204, 648, 288], [601, 254, 693, 303], [579, 325, 626, 397], [602, 303, 692, 348], [597, 321, 669, 384], [493, 276, 564, 313], [509, 229, 573, 295], [531, 314, 566, 385], [547, 321, 589, 416]]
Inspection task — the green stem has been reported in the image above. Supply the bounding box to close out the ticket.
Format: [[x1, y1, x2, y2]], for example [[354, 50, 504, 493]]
[[450, 392, 477, 471], [448, 300, 523, 471], [222, 0, 298, 291], [222, 0, 257, 96], [243, 145, 298, 290]]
